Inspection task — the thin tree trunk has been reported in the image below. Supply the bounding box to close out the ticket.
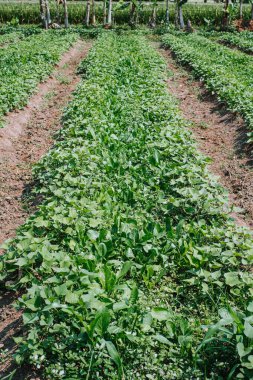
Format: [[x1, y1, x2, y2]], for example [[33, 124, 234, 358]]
[[63, 0, 69, 28], [40, 0, 47, 29], [85, 0, 91, 26], [251, 2, 253, 19], [150, 1, 157, 27], [223, 0, 229, 28], [107, 0, 112, 25], [103, 0, 107, 24], [239, 0, 243, 18], [45, 0, 51, 27], [130, 1, 136, 25], [91, 0, 96, 25], [165, 0, 169, 24], [136, 0, 141, 24], [174, 1, 179, 28], [179, 4, 184, 28]]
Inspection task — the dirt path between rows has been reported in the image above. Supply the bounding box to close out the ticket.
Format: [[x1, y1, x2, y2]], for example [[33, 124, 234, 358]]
[[0, 40, 92, 244], [0, 39, 92, 379], [155, 42, 253, 229]]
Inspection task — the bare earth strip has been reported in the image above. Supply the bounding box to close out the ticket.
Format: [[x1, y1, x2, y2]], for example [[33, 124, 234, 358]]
[[0, 40, 92, 244], [155, 42, 253, 229], [0, 39, 92, 379]]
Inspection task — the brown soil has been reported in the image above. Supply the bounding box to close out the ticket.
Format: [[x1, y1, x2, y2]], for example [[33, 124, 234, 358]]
[[0, 39, 92, 379], [156, 43, 253, 229], [0, 40, 92, 245], [233, 18, 253, 31]]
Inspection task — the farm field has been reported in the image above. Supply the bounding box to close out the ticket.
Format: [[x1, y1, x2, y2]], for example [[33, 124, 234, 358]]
[[162, 32, 253, 142], [0, 29, 79, 122], [216, 31, 253, 54], [0, 27, 253, 380]]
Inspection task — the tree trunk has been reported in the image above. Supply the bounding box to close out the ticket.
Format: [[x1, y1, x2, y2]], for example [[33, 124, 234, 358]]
[[45, 0, 51, 27], [136, 0, 141, 24], [130, 1, 136, 25], [107, 0, 112, 25], [85, 0, 91, 26], [165, 0, 169, 24], [151, 2, 157, 27], [239, 0, 243, 19], [223, 0, 229, 28], [174, 1, 179, 28], [91, 0, 96, 25], [63, 0, 69, 28], [179, 4, 184, 28], [103, 0, 107, 24], [251, 2, 253, 20], [39, 0, 47, 29]]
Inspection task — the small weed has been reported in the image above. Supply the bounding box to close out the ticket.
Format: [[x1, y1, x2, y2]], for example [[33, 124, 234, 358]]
[[56, 74, 71, 85]]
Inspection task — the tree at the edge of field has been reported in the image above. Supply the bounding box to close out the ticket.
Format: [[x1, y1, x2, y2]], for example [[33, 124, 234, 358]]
[[239, 0, 243, 19], [222, 0, 232, 29], [85, 0, 91, 26], [103, 0, 107, 24], [165, 0, 170, 24], [45, 0, 51, 27], [130, 0, 137, 25], [91, 0, 96, 25], [107, 0, 113, 25], [63, 0, 69, 28], [39, 0, 48, 28], [149, 0, 157, 27], [39, 0, 51, 28], [175, 0, 187, 29]]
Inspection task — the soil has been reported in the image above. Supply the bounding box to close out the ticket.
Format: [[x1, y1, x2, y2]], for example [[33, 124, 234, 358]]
[[0, 39, 92, 379], [0, 40, 92, 245], [155, 43, 253, 229], [233, 18, 253, 32]]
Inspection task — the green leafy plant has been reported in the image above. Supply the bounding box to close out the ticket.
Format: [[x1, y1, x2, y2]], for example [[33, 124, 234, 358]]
[[162, 32, 253, 142], [1, 32, 253, 379], [0, 29, 77, 123]]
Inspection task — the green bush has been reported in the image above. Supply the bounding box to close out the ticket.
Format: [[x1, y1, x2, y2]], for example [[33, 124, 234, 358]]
[[0, 2, 251, 26]]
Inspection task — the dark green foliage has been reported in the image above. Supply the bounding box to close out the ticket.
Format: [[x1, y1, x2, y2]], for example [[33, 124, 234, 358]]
[[0, 3, 252, 26], [1, 32, 253, 379], [162, 32, 253, 143], [0, 30, 77, 121], [217, 31, 253, 55]]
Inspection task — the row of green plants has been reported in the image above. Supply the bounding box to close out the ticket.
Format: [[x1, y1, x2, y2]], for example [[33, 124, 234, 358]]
[[162, 32, 253, 142], [1, 31, 253, 379], [0, 2, 252, 26], [0, 30, 77, 122], [0, 24, 45, 45], [217, 31, 253, 54], [0, 30, 28, 46], [200, 30, 253, 55]]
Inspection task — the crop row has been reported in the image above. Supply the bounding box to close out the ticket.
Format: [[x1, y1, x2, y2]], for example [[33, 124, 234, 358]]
[[0, 31, 27, 46], [0, 25, 43, 46], [162, 33, 253, 142], [217, 32, 253, 55], [0, 30, 77, 122], [1, 32, 253, 379]]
